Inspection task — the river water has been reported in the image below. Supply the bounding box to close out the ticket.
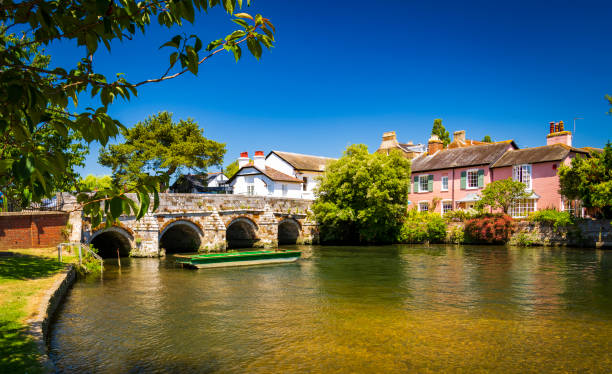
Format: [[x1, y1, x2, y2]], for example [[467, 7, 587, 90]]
[[49, 245, 612, 373]]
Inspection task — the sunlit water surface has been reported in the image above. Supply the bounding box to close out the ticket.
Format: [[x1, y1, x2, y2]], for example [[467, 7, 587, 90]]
[[49, 245, 612, 373]]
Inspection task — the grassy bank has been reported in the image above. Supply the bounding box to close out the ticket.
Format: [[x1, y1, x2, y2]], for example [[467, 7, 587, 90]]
[[0, 248, 74, 373]]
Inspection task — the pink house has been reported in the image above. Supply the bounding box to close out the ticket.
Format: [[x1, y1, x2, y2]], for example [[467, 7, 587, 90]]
[[408, 123, 591, 217]]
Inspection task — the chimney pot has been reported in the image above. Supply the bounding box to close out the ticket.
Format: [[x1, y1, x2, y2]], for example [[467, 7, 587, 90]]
[[254, 151, 264, 156], [558, 121, 564, 132], [240, 151, 248, 158], [549, 122, 555, 134]]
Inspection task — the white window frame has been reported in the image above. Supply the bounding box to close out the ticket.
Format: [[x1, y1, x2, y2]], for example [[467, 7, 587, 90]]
[[246, 184, 255, 196], [509, 198, 537, 218], [441, 176, 449, 191], [418, 201, 429, 212], [419, 175, 429, 193], [466, 169, 479, 190], [562, 199, 583, 217], [442, 200, 453, 215], [513, 164, 532, 190]]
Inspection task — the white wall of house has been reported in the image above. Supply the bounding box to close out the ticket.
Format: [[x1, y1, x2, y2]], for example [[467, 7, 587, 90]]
[[265, 153, 296, 176], [265, 153, 324, 199], [229, 167, 302, 198], [208, 174, 228, 187], [294, 171, 322, 199]]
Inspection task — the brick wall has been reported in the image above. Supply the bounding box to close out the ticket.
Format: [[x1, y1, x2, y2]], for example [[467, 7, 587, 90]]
[[0, 212, 69, 250]]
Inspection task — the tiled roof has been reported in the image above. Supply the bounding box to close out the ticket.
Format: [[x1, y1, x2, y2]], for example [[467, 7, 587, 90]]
[[227, 164, 303, 183], [491, 144, 589, 168], [268, 150, 335, 172], [411, 142, 515, 172]]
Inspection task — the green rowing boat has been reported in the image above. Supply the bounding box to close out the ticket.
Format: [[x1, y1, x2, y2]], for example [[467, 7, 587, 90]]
[[175, 250, 301, 269]]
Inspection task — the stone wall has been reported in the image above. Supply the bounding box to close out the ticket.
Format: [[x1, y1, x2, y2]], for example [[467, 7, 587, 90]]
[[0, 211, 69, 250], [448, 219, 612, 248], [512, 219, 612, 248]]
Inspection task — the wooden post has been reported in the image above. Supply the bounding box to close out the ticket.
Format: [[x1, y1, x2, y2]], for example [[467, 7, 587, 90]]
[[117, 248, 121, 268], [57, 244, 62, 263]]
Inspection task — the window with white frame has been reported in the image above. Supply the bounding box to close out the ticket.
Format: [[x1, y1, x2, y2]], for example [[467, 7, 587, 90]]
[[509, 199, 536, 218], [442, 201, 452, 214], [419, 175, 429, 192], [419, 202, 429, 212], [441, 176, 449, 191], [513, 164, 532, 190], [467, 170, 479, 189], [562, 199, 582, 217], [282, 184, 288, 196], [247, 184, 255, 196]]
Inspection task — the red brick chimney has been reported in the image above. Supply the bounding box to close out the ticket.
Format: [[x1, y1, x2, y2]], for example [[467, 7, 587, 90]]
[[428, 135, 443, 155]]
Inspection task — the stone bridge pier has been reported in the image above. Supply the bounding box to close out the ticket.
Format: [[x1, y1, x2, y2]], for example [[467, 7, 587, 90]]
[[71, 194, 318, 258]]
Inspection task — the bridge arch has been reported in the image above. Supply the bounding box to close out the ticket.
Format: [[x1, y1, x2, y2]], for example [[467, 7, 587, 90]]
[[278, 218, 301, 245], [89, 226, 134, 258], [226, 217, 258, 249], [159, 219, 203, 253]]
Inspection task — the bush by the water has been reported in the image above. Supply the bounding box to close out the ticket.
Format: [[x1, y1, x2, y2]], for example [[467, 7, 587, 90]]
[[443, 209, 480, 222], [528, 209, 573, 228], [397, 211, 447, 243], [464, 214, 514, 244]]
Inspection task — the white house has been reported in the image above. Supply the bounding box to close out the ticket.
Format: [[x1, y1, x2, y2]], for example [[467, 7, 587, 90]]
[[227, 150, 335, 199], [206, 172, 228, 187]]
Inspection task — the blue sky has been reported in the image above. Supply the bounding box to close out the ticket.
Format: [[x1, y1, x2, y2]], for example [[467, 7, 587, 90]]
[[48, 0, 612, 176]]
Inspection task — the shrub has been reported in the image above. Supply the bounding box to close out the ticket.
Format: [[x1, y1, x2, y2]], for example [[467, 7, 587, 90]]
[[464, 215, 514, 244], [509, 232, 539, 247], [447, 225, 465, 244], [443, 209, 480, 222], [528, 209, 574, 228], [398, 211, 447, 243]]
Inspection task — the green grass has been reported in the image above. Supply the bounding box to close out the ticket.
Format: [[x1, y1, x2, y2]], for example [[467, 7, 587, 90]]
[[0, 248, 71, 373]]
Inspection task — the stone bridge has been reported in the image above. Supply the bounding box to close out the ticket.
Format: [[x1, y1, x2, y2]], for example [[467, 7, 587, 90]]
[[64, 194, 318, 258]]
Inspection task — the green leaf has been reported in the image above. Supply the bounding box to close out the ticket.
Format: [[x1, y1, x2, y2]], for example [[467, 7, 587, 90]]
[[110, 197, 123, 220], [246, 37, 262, 59], [232, 18, 249, 28], [231, 44, 241, 62]]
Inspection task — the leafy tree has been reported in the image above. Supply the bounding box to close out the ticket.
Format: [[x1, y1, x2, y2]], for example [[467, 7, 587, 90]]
[[431, 119, 450, 147], [224, 160, 240, 179], [0, 35, 89, 208], [313, 145, 411, 243], [482, 135, 492, 143], [558, 142, 612, 218], [78, 175, 113, 192], [1, 0, 275, 224], [475, 178, 531, 214], [99, 112, 225, 189]]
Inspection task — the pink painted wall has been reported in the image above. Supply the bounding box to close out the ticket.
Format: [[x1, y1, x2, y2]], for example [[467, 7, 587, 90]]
[[408, 166, 492, 213], [492, 156, 572, 211], [408, 152, 577, 214]]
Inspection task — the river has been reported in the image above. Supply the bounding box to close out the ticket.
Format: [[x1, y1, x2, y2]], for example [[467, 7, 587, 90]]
[[49, 245, 612, 373]]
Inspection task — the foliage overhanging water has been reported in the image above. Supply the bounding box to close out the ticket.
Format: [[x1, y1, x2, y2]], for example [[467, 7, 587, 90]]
[[49, 245, 612, 373]]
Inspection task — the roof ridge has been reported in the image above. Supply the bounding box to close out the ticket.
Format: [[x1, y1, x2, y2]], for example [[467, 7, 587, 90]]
[[271, 150, 335, 159]]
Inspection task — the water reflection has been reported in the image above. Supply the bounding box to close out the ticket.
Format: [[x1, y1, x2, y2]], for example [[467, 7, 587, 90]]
[[50, 245, 612, 373]]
